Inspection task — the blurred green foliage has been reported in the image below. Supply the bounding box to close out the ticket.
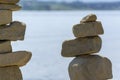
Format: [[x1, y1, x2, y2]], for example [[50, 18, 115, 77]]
[[19, 1, 120, 10]]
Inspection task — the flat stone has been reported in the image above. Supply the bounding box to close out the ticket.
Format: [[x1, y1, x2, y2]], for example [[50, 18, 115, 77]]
[[73, 21, 104, 37], [0, 66, 22, 80], [0, 41, 12, 54], [0, 21, 26, 41], [0, 51, 32, 67], [0, 0, 19, 4], [69, 55, 113, 80], [61, 36, 101, 57], [0, 4, 21, 11], [0, 10, 12, 25], [80, 14, 97, 23]]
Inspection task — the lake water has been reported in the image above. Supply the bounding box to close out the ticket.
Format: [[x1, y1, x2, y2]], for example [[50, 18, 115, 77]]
[[12, 10, 120, 80]]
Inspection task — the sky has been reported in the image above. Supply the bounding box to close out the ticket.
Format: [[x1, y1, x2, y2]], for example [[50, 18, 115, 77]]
[[38, 0, 120, 2]]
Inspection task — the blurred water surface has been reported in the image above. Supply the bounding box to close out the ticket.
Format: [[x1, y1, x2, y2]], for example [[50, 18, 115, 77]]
[[12, 10, 120, 80]]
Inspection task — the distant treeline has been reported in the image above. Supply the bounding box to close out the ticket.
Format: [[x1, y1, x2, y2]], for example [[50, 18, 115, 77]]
[[19, 1, 120, 10]]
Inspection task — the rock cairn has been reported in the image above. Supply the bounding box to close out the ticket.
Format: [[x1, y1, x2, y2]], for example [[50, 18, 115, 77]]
[[61, 14, 113, 80], [0, 0, 32, 80]]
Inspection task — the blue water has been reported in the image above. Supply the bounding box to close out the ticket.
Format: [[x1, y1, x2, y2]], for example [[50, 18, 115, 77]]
[[12, 10, 120, 80]]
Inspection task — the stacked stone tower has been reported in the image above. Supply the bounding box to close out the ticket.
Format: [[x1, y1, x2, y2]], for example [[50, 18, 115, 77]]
[[0, 0, 32, 80], [61, 14, 113, 80]]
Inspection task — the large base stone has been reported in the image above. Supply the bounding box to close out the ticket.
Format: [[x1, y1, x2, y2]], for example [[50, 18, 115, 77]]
[[0, 0, 19, 4], [0, 10, 12, 25], [0, 66, 22, 80], [61, 36, 102, 57], [0, 51, 32, 67], [73, 21, 104, 37], [69, 55, 113, 80], [0, 21, 26, 41], [0, 4, 21, 11], [0, 41, 12, 54]]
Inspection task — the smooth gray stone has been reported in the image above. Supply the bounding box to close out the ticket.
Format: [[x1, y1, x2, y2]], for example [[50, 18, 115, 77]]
[[0, 41, 12, 54], [0, 10, 12, 25], [73, 21, 104, 37], [0, 66, 22, 80], [0, 21, 26, 41], [61, 36, 102, 57], [0, 51, 32, 67], [69, 55, 113, 80], [0, 4, 21, 11], [0, 0, 19, 4], [80, 14, 97, 23]]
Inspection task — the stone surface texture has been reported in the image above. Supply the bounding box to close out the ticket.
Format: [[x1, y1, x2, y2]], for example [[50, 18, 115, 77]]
[[0, 0, 19, 4], [0, 10, 12, 25], [0, 4, 21, 11], [0, 21, 26, 41], [61, 36, 102, 57], [0, 51, 32, 67], [0, 41, 12, 54], [61, 14, 113, 80], [73, 21, 104, 37], [69, 55, 113, 80], [0, 66, 22, 80], [80, 14, 97, 23], [0, 0, 32, 80]]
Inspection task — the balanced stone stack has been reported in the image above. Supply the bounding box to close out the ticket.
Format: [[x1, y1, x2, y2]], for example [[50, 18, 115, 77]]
[[61, 14, 113, 80], [0, 0, 32, 80]]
